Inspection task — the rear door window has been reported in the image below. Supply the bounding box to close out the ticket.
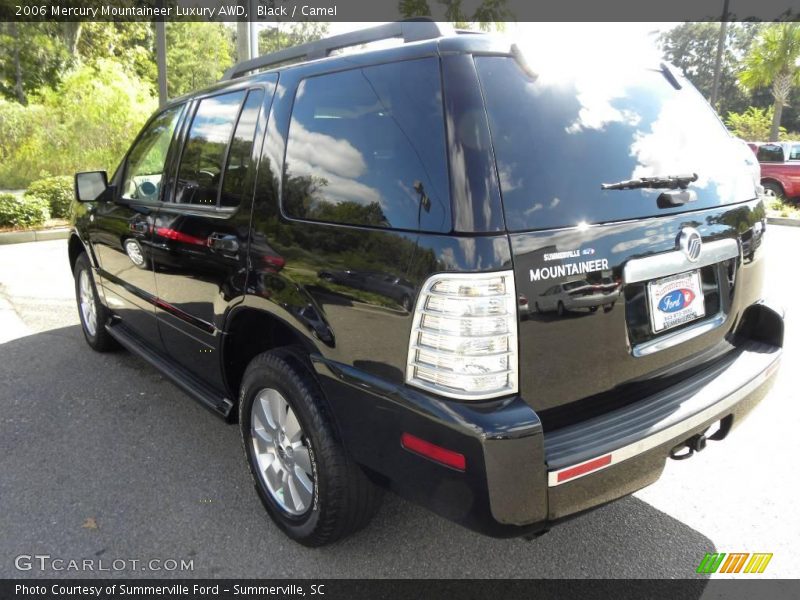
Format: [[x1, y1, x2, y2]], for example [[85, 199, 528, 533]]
[[475, 56, 757, 231], [283, 58, 450, 232]]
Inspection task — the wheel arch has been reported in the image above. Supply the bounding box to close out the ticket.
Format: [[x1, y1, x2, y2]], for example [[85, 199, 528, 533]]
[[222, 307, 320, 408], [761, 177, 786, 195], [68, 232, 91, 272]]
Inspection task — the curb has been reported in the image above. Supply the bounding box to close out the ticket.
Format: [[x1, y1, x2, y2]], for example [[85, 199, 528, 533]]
[[767, 216, 800, 228], [0, 228, 70, 245]]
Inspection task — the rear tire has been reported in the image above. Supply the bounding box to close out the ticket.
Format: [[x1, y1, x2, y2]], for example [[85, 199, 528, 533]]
[[763, 180, 784, 200], [239, 350, 382, 546], [557, 301, 565, 317], [73, 253, 118, 352]]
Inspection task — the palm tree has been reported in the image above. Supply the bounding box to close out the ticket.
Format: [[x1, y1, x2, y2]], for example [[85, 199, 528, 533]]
[[740, 23, 800, 142]]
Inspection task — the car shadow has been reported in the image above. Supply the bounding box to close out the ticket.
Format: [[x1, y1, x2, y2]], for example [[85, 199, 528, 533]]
[[0, 326, 713, 584]]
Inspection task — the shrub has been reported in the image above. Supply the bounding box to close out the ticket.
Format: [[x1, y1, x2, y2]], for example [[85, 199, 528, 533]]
[[725, 106, 788, 141], [0, 194, 50, 228], [0, 59, 157, 189], [25, 175, 74, 219]]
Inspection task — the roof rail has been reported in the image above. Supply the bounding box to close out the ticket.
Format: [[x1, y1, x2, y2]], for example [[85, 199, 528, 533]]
[[220, 20, 449, 81]]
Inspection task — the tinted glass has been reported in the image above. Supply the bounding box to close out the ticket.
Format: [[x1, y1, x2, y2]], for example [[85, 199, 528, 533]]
[[789, 145, 800, 160], [220, 90, 264, 207], [122, 105, 184, 202], [175, 91, 245, 206], [757, 144, 784, 162], [475, 57, 757, 231], [283, 58, 450, 232]]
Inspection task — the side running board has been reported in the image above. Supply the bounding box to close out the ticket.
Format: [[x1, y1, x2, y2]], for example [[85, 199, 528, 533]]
[[105, 322, 234, 419]]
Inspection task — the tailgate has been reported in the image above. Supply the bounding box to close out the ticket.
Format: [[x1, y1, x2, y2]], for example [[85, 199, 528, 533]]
[[473, 51, 766, 428], [510, 201, 766, 428]]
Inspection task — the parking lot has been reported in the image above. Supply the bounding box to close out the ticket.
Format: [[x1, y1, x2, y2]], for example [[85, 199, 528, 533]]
[[0, 226, 798, 579]]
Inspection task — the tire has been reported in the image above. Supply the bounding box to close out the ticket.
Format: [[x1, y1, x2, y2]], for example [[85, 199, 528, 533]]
[[603, 303, 614, 313], [763, 180, 784, 200], [73, 253, 118, 352], [401, 294, 412, 312], [589, 306, 598, 313], [534, 302, 540, 313], [557, 301, 565, 317], [239, 350, 382, 546]]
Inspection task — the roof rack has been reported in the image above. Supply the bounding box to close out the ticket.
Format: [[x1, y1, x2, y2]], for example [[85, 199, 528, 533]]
[[220, 20, 449, 81]]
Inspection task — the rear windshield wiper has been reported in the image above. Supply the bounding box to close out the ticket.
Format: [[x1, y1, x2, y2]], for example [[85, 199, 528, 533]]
[[601, 173, 698, 191]]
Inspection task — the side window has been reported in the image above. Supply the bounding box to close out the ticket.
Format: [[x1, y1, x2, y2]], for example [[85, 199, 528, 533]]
[[757, 144, 784, 163], [175, 90, 246, 206], [283, 58, 450, 232], [122, 105, 184, 202], [220, 89, 264, 207], [790, 145, 800, 160]]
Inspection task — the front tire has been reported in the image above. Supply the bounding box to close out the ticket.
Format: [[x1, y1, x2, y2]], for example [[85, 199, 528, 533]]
[[239, 350, 382, 546], [73, 253, 118, 352]]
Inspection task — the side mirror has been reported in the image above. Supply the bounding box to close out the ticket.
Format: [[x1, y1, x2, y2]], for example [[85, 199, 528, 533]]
[[75, 171, 109, 202]]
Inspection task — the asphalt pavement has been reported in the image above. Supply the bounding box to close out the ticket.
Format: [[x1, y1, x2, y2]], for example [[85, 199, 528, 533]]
[[0, 227, 797, 579]]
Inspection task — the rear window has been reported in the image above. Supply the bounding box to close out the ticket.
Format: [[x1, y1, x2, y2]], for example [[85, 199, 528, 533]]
[[757, 144, 785, 162], [475, 56, 757, 231]]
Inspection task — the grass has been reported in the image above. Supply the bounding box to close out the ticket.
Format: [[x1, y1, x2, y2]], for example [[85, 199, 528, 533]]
[[765, 196, 800, 219]]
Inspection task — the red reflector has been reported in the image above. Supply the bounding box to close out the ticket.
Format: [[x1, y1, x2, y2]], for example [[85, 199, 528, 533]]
[[556, 454, 612, 483], [401, 433, 466, 471]]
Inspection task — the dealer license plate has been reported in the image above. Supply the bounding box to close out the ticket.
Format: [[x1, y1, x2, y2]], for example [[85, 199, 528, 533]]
[[647, 270, 705, 333]]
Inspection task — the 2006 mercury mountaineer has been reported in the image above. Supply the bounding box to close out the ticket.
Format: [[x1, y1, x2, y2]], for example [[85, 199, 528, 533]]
[[68, 21, 783, 546]]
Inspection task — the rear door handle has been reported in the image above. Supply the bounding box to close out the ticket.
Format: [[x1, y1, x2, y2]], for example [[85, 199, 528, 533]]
[[207, 233, 239, 254]]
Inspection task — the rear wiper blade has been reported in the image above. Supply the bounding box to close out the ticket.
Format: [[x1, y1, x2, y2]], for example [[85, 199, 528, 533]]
[[601, 173, 698, 191]]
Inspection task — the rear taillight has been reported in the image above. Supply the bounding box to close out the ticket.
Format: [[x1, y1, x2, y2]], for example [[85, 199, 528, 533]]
[[406, 271, 518, 400]]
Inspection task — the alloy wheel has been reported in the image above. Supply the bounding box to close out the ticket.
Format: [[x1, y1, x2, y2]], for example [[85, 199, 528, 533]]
[[250, 388, 315, 516], [79, 269, 98, 336]]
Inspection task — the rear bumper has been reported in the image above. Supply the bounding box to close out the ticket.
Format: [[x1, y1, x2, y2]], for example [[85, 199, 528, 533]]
[[545, 339, 780, 519], [312, 315, 782, 537]]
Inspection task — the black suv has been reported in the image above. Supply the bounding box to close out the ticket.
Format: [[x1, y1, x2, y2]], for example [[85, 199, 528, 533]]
[[69, 22, 783, 546]]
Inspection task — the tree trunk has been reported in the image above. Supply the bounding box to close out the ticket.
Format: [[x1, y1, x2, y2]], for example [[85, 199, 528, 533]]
[[62, 23, 83, 56], [10, 22, 26, 105], [770, 99, 783, 142]]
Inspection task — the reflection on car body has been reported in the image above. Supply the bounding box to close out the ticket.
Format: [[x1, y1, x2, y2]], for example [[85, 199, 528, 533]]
[[534, 278, 621, 316], [318, 269, 416, 311]]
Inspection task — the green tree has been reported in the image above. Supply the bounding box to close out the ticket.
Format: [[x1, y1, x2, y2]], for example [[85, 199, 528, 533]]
[[258, 22, 329, 55], [166, 23, 234, 97], [725, 106, 787, 141], [76, 22, 156, 87], [398, 0, 512, 31], [0, 59, 156, 187], [0, 22, 70, 104], [659, 22, 758, 116], [740, 23, 800, 142]]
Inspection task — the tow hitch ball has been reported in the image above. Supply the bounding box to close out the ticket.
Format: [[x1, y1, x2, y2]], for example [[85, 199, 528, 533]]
[[669, 432, 707, 460]]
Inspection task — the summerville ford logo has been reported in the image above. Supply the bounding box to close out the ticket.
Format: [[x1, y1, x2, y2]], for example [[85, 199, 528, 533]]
[[657, 289, 696, 313]]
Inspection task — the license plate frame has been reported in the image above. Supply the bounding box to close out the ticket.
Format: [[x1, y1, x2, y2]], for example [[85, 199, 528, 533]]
[[647, 270, 705, 334]]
